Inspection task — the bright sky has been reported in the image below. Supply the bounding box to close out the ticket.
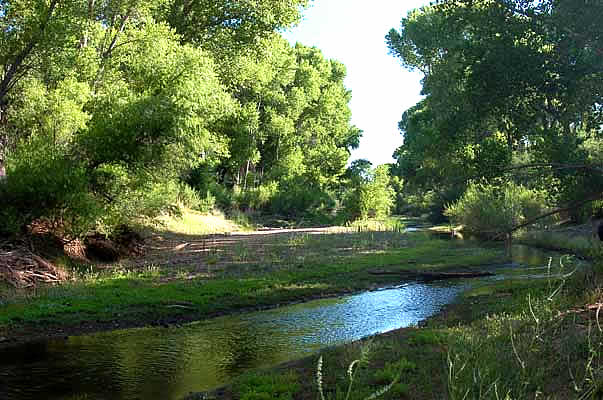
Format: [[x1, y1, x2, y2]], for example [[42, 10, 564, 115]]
[[283, 0, 428, 167]]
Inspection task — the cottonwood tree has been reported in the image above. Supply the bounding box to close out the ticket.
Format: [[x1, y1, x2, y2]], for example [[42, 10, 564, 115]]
[[387, 0, 603, 220]]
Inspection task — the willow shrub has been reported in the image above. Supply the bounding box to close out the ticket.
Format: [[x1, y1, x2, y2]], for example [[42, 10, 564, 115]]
[[445, 181, 551, 239]]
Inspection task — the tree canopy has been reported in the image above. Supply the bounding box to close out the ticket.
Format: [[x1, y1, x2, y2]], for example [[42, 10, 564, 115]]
[[387, 0, 603, 222], [0, 0, 371, 236]]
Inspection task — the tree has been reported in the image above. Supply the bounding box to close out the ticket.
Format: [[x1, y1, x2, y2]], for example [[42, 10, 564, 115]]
[[387, 0, 603, 220], [342, 163, 395, 220]]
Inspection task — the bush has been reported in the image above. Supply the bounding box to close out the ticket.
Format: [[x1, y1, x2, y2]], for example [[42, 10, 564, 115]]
[[0, 141, 101, 237], [445, 181, 551, 239], [270, 180, 337, 219], [176, 183, 202, 210], [341, 165, 395, 221], [235, 182, 279, 211]]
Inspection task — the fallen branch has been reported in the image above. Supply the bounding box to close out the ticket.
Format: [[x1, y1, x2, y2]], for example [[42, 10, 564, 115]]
[[369, 269, 495, 282]]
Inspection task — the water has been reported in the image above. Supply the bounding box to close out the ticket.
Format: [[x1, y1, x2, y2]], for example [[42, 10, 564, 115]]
[[0, 239, 579, 400], [0, 283, 461, 400]]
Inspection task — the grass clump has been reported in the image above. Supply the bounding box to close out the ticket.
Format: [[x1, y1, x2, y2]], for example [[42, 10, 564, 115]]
[[444, 266, 603, 399], [343, 217, 405, 233], [316, 342, 400, 400], [232, 371, 299, 400]]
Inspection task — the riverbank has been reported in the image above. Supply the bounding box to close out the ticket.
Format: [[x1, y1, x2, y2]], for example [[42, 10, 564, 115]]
[[192, 259, 602, 400], [0, 224, 506, 348]]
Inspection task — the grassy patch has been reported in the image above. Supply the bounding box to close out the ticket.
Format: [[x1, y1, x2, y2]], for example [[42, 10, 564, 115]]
[[154, 209, 250, 235], [518, 229, 603, 259], [0, 231, 505, 335], [202, 258, 603, 400]]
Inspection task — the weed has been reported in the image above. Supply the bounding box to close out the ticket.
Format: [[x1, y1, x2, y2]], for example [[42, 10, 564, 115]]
[[445, 259, 603, 399], [316, 341, 399, 400], [233, 371, 299, 400]]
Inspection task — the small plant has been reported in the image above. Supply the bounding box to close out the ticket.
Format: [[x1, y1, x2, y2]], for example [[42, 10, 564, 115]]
[[373, 359, 415, 385], [233, 371, 299, 400], [316, 342, 400, 400]]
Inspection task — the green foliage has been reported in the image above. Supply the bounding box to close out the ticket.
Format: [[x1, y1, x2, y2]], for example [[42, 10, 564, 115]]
[[0, 139, 100, 237], [235, 182, 279, 211], [388, 0, 603, 218], [269, 178, 337, 219], [445, 181, 551, 238], [0, 0, 361, 236], [233, 371, 299, 400], [373, 359, 415, 385], [342, 164, 395, 221]]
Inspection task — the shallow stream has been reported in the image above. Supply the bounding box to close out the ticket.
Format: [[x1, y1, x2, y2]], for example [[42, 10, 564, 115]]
[[0, 238, 581, 400]]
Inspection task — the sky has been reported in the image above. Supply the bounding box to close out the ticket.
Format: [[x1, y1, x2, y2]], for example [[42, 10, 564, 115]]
[[283, 0, 429, 167]]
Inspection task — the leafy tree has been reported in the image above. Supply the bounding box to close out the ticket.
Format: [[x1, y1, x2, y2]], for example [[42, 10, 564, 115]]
[[342, 164, 395, 220], [387, 0, 603, 221]]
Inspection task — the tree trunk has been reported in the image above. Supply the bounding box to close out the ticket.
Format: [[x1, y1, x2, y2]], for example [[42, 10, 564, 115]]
[[0, 158, 5, 181], [244, 160, 250, 190]]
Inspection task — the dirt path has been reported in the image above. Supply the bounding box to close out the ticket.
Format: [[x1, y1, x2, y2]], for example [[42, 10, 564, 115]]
[[117, 226, 406, 280]]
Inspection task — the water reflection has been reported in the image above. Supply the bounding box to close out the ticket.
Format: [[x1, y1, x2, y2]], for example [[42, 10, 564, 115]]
[[0, 283, 461, 400], [0, 234, 582, 400]]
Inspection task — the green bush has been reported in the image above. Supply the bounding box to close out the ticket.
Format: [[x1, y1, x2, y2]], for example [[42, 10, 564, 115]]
[[341, 165, 395, 221], [268, 177, 336, 219], [445, 181, 552, 239], [176, 183, 216, 213], [235, 182, 279, 211], [90, 164, 183, 234], [0, 141, 101, 237]]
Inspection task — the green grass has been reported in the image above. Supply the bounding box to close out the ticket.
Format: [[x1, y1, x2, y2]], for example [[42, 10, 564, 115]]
[[198, 257, 603, 400], [154, 209, 250, 235], [518, 229, 603, 259], [0, 231, 505, 334]]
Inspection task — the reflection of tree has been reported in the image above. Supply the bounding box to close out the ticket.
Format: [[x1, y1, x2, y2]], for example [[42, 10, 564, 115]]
[[2, 302, 347, 400], [206, 319, 284, 377], [0, 338, 124, 400]]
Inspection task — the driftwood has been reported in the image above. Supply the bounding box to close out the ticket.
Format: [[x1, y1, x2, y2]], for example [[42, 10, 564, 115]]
[[369, 269, 495, 282], [0, 243, 68, 288]]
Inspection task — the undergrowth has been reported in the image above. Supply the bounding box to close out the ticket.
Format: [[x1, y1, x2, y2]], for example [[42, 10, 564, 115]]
[[446, 266, 603, 399]]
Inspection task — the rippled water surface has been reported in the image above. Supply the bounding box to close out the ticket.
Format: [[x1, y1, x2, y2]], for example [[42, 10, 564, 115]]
[[1, 283, 461, 400], [0, 240, 579, 400]]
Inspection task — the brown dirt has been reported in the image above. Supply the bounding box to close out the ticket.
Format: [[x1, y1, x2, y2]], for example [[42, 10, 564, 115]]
[[0, 226, 408, 348]]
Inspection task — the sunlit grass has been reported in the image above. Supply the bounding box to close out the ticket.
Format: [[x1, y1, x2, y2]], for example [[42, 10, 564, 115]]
[[154, 209, 248, 235], [518, 229, 602, 259], [0, 232, 505, 329]]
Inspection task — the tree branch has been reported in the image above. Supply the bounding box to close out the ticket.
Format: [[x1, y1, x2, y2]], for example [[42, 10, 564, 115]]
[[0, 0, 59, 103]]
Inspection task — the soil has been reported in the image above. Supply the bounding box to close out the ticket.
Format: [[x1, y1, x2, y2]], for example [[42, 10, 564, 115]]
[[0, 224, 518, 348]]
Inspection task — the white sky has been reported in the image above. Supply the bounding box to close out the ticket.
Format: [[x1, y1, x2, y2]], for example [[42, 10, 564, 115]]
[[283, 0, 428, 167]]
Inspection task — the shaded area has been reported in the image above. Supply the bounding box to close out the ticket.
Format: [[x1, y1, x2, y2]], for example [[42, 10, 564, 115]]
[[0, 283, 461, 400]]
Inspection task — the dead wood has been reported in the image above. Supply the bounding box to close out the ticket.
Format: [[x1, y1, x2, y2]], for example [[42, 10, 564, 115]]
[[369, 269, 495, 282]]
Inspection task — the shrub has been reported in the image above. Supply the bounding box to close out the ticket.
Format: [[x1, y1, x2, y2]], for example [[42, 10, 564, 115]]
[[236, 182, 279, 211], [341, 165, 395, 221], [0, 141, 101, 237], [269, 178, 336, 219], [445, 181, 551, 239]]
